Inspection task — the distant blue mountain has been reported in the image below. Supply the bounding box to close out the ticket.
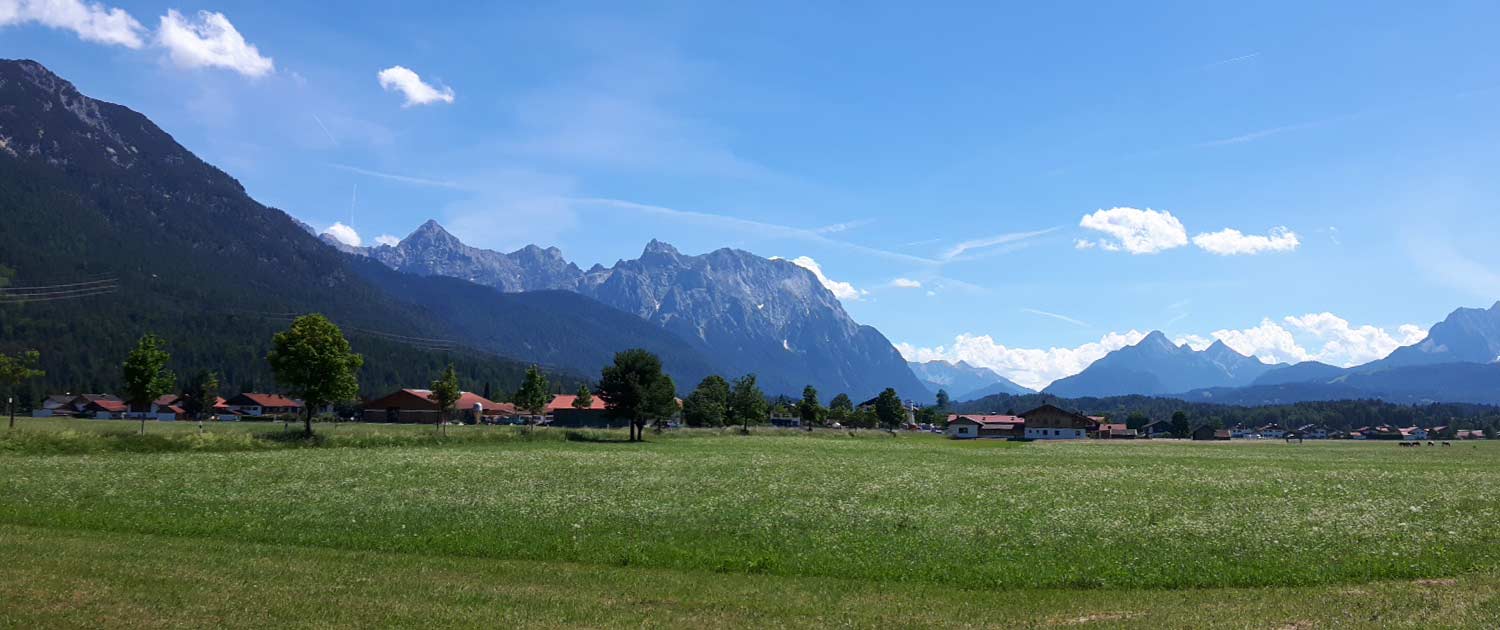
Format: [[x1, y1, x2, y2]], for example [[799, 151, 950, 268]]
[[1178, 362, 1500, 406], [1251, 361, 1348, 386], [909, 360, 1033, 401], [1362, 302, 1500, 369], [1044, 332, 1276, 398]]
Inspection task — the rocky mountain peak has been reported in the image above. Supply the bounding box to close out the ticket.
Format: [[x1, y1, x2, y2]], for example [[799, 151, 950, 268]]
[[641, 239, 682, 259]]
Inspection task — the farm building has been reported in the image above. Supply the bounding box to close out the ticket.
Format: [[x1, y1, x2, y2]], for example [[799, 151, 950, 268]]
[[82, 398, 127, 419], [1295, 424, 1331, 439], [1092, 422, 1136, 439], [542, 393, 612, 427], [1257, 423, 1287, 439], [361, 389, 515, 423], [546, 394, 606, 414], [224, 393, 302, 418], [1020, 404, 1098, 440], [946, 414, 1024, 439], [1140, 419, 1174, 439], [1191, 425, 1231, 441]]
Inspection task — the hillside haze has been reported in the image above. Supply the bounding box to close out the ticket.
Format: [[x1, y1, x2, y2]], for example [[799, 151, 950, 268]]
[[908, 360, 1033, 400]]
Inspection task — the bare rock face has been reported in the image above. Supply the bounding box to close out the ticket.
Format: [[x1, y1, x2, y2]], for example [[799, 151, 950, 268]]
[[358, 220, 584, 292], [363, 227, 926, 399]]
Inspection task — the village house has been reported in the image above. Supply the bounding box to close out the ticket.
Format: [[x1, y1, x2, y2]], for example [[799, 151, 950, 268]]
[[83, 397, 127, 419], [546, 393, 617, 428], [1092, 422, 1137, 439], [1296, 424, 1331, 439], [1402, 426, 1428, 441], [1258, 423, 1287, 439], [361, 388, 514, 423], [1229, 424, 1255, 439], [31, 394, 85, 417], [1192, 425, 1232, 441], [946, 414, 1024, 439], [1020, 404, 1098, 440], [1140, 419, 1175, 439], [224, 393, 303, 418]]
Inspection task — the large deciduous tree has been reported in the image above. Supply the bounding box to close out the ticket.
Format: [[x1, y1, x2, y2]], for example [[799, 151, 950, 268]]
[[0, 350, 44, 429], [828, 393, 853, 424], [728, 374, 768, 432], [597, 349, 678, 442], [682, 375, 729, 428], [874, 388, 905, 430], [797, 384, 823, 431], [266, 314, 363, 437], [935, 389, 951, 410], [122, 334, 175, 434]]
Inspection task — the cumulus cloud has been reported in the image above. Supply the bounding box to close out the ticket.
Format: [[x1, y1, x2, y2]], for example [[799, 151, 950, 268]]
[[373, 234, 400, 247], [1076, 207, 1188, 254], [1192, 226, 1300, 255], [0, 0, 146, 48], [896, 331, 1148, 391], [775, 256, 865, 302], [890, 278, 922, 289], [905, 312, 1427, 390], [157, 9, 274, 77], [378, 66, 455, 106], [321, 222, 361, 247], [1188, 313, 1426, 366]]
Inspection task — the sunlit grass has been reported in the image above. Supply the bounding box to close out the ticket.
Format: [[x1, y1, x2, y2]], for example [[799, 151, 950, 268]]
[[2, 421, 1496, 592]]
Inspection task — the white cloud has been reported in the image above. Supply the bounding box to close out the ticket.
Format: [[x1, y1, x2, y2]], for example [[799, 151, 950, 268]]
[[373, 234, 400, 247], [377, 65, 455, 106], [890, 277, 922, 289], [775, 256, 865, 302], [1195, 313, 1426, 367], [321, 222, 361, 247], [157, 10, 274, 77], [897, 331, 1148, 391], [904, 312, 1427, 390], [1077, 207, 1188, 254], [0, 0, 146, 48], [1192, 226, 1300, 255]]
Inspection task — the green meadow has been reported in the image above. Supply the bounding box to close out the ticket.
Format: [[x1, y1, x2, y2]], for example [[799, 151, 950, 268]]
[[2, 418, 1498, 628]]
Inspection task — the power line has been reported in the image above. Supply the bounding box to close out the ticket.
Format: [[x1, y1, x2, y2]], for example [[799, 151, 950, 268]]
[[0, 277, 118, 294], [0, 286, 119, 303]]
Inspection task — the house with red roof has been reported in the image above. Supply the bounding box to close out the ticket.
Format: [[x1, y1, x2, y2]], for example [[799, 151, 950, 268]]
[[946, 414, 1024, 439], [82, 397, 128, 419], [546, 394, 606, 414], [361, 388, 515, 424], [224, 393, 303, 418]]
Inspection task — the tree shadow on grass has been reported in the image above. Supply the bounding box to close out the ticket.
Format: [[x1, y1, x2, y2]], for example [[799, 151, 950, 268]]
[[563, 430, 636, 444]]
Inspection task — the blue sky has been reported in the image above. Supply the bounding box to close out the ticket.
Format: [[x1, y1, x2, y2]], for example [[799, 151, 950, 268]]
[[5, 1, 1499, 387]]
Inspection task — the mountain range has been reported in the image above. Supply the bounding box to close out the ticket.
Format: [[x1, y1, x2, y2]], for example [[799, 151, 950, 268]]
[[907, 360, 1033, 401], [1044, 333, 1275, 398], [3, 57, 1496, 407], [331, 221, 927, 398], [0, 58, 923, 401], [1046, 304, 1500, 405]]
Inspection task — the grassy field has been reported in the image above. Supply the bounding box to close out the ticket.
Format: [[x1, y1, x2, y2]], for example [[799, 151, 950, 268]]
[[3, 418, 1498, 627]]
